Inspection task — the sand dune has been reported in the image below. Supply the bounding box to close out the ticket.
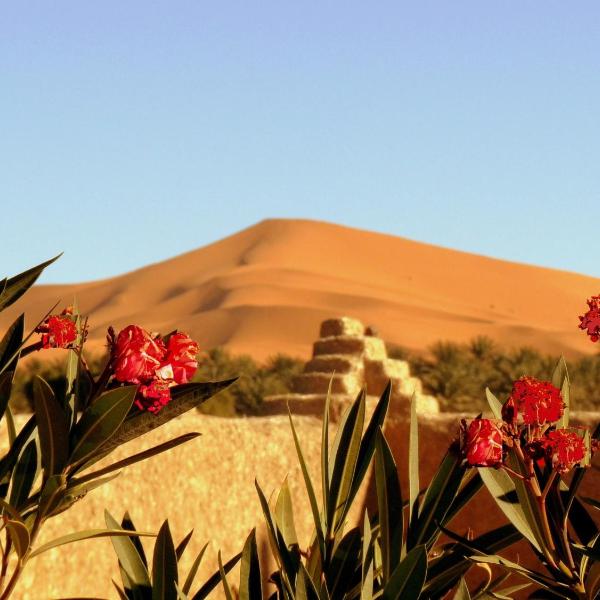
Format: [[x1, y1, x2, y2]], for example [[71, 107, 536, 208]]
[[2, 218, 599, 360]]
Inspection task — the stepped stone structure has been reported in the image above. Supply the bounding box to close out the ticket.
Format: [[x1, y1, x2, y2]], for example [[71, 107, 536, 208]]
[[265, 317, 439, 417]]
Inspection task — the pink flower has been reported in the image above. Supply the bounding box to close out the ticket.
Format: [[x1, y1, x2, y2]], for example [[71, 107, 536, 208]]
[[36, 308, 78, 349], [162, 332, 200, 384], [579, 295, 600, 342], [508, 377, 563, 426], [135, 379, 174, 414], [462, 418, 503, 467], [113, 325, 166, 384], [545, 429, 587, 473]]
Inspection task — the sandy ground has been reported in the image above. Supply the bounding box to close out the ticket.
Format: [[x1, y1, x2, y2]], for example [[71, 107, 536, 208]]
[[2, 219, 599, 361]]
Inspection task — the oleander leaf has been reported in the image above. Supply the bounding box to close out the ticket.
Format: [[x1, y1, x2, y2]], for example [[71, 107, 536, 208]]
[[382, 545, 427, 600], [152, 520, 178, 600], [0, 255, 61, 313], [6, 519, 30, 558], [33, 376, 69, 477], [69, 385, 137, 466], [239, 529, 262, 600]]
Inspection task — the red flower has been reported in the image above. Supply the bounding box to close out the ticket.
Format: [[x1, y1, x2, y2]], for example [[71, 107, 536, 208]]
[[509, 377, 564, 426], [579, 296, 600, 342], [462, 418, 503, 467], [113, 325, 166, 384], [161, 332, 200, 384], [545, 429, 587, 473], [135, 379, 174, 414], [36, 308, 78, 349]]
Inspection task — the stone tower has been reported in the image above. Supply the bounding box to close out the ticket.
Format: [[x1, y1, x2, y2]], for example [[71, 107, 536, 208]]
[[265, 317, 439, 417]]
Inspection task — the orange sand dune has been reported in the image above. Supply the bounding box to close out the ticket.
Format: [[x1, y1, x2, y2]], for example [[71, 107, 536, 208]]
[[1, 219, 599, 360]]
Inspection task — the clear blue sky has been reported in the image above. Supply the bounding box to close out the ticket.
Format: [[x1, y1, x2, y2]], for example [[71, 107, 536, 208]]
[[2, 2, 599, 283]]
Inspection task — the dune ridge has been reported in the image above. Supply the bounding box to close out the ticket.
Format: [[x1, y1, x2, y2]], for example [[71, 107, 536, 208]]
[[2, 218, 598, 360]]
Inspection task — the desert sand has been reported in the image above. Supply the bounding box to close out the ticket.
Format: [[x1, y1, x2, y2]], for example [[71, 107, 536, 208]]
[[2, 219, 599, 361]]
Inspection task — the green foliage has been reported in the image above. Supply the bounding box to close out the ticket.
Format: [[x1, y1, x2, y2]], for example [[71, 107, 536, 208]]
[[0, 258, 234, 599], [193, 348, 303, 416], [390, 336, 600, 412], [217, 386, 520, 599]]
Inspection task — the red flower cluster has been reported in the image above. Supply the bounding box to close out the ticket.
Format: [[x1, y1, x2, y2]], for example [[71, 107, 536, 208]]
[[112, 325, 199, 413], [579, 295, 600, 342], [545, 429, 587, 473], [461, 376, 591, 475], [508, 377, 563, 426], [35, 307, 79, 349], [462, 418, 503, 467]]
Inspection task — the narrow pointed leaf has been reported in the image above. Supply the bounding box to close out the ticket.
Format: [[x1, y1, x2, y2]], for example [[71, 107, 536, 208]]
[[70, 386, 137, 466], [275, 480, 298, 549], [382, 545, 427, 600], [0, 314, 23, 382], [297, 563, 320, 600], [375, 428, 402, 581], [94, 380, 236, 458], [451, 578, 471, 600], [239, 529, 262, 600], [485, 388, 503, 420], [408, 394, 419, 527], [288, 409, 326, 562], [33, 376, 69, 476], [361, 512, 373, 600], [321, 379, 332, 514], [328, 391, 365, 531], [153, 520, 178, 600], [75, 433, 201, 483], [175, 529, 194, 561], [9, 440, 38, 509], [29, 526, 155, 558], [104, 510, 152, 589], [121, 512, 148, 568], [0, 255, 61, 312], [191, 552, 242, 600], [182, 542, 209, 595], [6, 519, 30, 558]]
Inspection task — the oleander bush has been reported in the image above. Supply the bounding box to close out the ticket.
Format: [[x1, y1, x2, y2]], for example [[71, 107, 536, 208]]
[[0, 257, 234, 598]]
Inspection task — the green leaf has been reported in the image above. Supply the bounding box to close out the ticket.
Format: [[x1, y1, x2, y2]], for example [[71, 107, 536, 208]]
[[275, 479, 299, 549], [33, 376, 69, 477], [321, 379, 332, 516], [408, 394, 419, 527], [122, 512, 148, 568], [361, 511, 374, 600], [451, 578, 471, 600], [175, 529, 194, 561], [478, 465, 543, 552], [288, 409, 326, 562], [104, 510, 152, 591], [153, 520, 179, 600], [49, 473, 121, 517], [0, 314, 23, 378], [0, 255, 61, 313], [469, 555, 569, 592], [382, 545, 427, 600], [5, 404, 16, 446], [255, 480, 298, 590], [374, 428, 402, 581], [191, 552, 242, 600], [39, 474, 67, 518], [296, 563, 320, 600], [239, 529, 262, 600], [347, 381, 391, 509], [75, 433, 201, 483], [9, 440, 38, 509], [95, 380, 236, 458], [552, 357, 570, 429], [327, 391, 365, 532], [70, 386, 137, 466], [0, 371, 16, 435], [485, 388, 503, 420], [182, 542, 208, 595], [218, 551, 234, 600], [327, 527, 361, 598], [411, 449, 465, 548], [6, 519, 30, 558], [29, 526, 155, 559]]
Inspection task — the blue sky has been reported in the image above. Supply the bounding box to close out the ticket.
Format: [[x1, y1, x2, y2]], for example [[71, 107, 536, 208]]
[[1, 2, 599, 283]]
